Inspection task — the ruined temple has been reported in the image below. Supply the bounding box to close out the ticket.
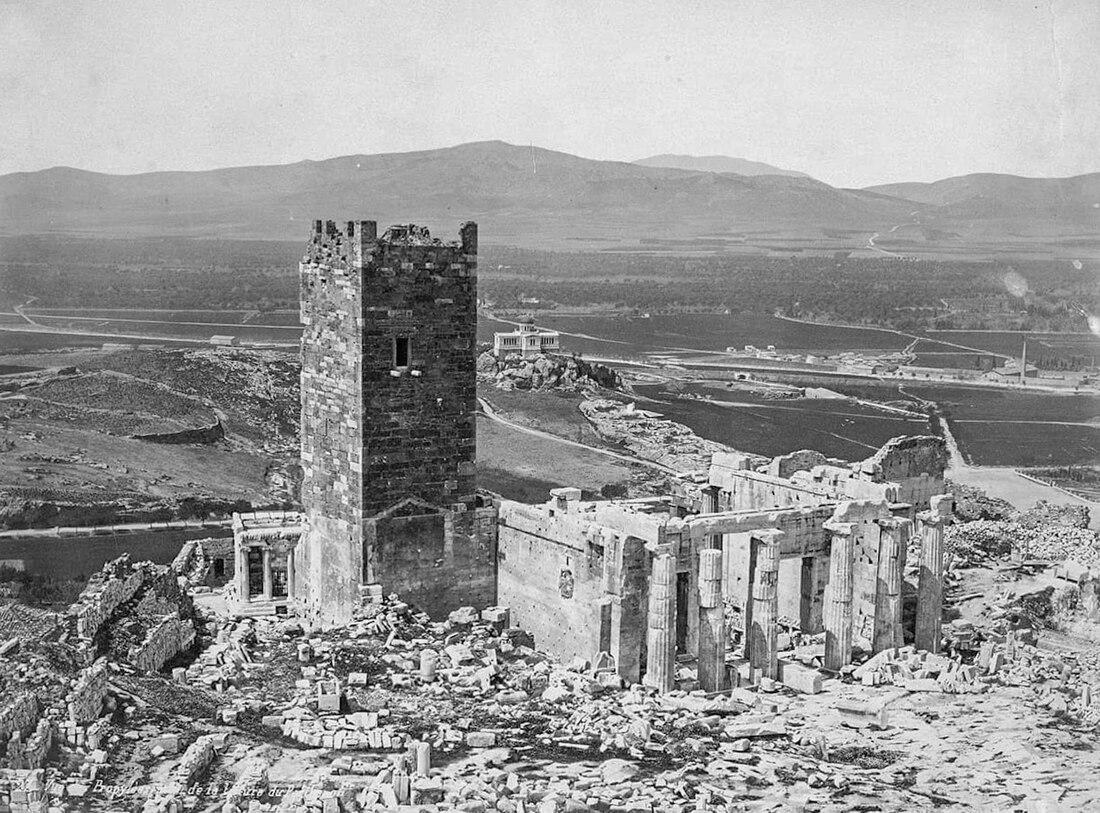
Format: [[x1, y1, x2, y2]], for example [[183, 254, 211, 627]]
[[293, 220, 496, 627], [496, 437, 952, 690]]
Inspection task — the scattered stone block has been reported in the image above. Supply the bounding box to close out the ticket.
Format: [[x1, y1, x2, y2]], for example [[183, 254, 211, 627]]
[[836, 698, 889, 729], [778, 661, 824, 694], [724, 718, 786, 738], [903, 678, 943, 692], [448, 607, 479, 625], [600, 758, 638, 784], [465, 731, 497, 748], [481, 606, 510, 628]]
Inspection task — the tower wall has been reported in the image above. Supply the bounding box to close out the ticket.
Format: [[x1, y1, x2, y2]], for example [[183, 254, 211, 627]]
[[297, 219, 485, 626], [359, 223, 478, 513]]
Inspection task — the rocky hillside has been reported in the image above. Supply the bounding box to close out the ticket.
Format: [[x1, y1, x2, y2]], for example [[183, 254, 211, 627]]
[[476, 351, 620, 391]]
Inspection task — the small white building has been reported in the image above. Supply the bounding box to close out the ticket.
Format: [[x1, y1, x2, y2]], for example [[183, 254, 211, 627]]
[[493, 317, 561, 358]]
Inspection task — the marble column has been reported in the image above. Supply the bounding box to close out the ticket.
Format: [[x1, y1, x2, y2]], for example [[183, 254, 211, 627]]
[[915, 495, 952, 653], [643, 552, 677, 693], [235, 543, 250, 602], [286, 546, 296, 600], [262, 547, 273, 601], [748, 530, 782, 680], [823, 521, 855, 671], [697, 548, 726, 692], [874, 517, 909, 652]]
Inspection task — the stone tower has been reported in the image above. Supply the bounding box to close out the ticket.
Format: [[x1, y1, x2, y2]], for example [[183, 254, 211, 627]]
[[297, 219, 482, 626]]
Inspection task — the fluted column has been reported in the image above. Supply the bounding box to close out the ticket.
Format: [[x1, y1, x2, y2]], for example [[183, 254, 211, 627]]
[[748, 530, 783, 680], [873, 517, 909, 652], [697, 548, 726, 692], [823, 521, 855, 671], [262, 548, 273, 601], [915, 495, 952, 653], [235, 543, 250, 601], [805, 554, 830, 633], [643, 552, 677, 693]]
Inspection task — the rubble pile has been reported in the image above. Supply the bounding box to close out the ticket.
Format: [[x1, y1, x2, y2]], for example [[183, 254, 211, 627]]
[[853, 646, 989, 694], [3, 574, 1100, 810], [580, 398, 728, 474], [477, 352, 620, 392], [0, 768, 48, 813], [944, 520, 1013, 565], [990, 640, 1100, 722], [943, 503, 1099, 569], [161, 597, 907, 810]]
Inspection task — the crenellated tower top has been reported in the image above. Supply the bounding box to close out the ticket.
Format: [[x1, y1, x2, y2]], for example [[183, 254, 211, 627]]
[[304, 220, 477, 270]]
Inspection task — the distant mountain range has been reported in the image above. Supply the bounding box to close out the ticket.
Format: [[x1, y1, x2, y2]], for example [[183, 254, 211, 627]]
[[1, 141, 1097, 251], [633, 154, 808, 178], [868, 173, 1100, 222]]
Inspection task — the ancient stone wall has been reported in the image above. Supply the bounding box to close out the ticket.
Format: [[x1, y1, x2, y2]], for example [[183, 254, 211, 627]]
[[862, 435, 948, 483], [65, 659, 109, 726], [0, 768, 49, 813], [858, 436, 947, 510], [5, 719, 53, 770], [767, 449, 828, 479], [196, 536, 235, 587], [893, 473, 942, 512], [364, 505, 497, 615], [791, 466, 898, 504], [67, 557, 146, 642], [144, 734, 220, 811], [0, 695, 37, 753], [175, 734, 217, 784], [497, 499, 652, 679], [131, 419, 224, 445], [129, 613, 195, 673], [498, 503, 608, 668], [715, 469, 834, 512]]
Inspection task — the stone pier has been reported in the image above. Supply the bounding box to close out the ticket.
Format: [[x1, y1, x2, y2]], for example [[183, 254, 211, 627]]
[[823, 521, 855, 671], [915, 495, 952, 653], [643, 553, 677, 693], [748, 530, 782, 680], [697, 548, 725, 692]]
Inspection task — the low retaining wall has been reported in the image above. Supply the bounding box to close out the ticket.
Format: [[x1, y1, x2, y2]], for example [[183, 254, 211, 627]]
[[129, 614, 195, 673], [132, 419, 224, 445], [66, 659, 109, 727], [0, 695, 38, 751], [68, 559, 146, 641]]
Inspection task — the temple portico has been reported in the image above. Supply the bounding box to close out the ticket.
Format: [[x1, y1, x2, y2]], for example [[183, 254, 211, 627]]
[[230, 512, 303, 616]]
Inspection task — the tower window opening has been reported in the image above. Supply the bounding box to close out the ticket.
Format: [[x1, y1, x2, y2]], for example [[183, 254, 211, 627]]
[[394, 337, 411, 368]]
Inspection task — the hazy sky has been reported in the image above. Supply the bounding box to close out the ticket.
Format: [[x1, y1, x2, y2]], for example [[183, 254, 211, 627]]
[[2, 0, 1098, 187]]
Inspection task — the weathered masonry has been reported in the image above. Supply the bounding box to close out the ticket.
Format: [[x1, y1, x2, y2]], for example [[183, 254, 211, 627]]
[[497, 436, 952, 690], [297, 220, 496, 627]]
